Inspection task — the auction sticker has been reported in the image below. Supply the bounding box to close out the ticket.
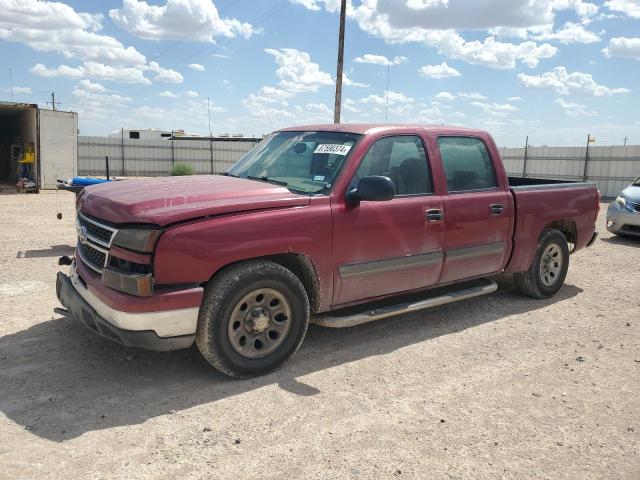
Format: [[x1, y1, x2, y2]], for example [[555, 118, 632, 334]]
[[314, 144, 352, 155]]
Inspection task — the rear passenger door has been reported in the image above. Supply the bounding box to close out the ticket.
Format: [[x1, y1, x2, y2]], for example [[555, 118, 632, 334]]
[[436, 136, 512, 283]]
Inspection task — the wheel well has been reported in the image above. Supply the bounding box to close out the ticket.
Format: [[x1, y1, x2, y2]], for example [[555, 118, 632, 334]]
[[543, 220, 577, 251], [209, 254, 322, 313]]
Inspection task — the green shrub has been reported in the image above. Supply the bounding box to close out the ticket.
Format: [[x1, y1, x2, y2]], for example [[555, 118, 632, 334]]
[[171, 163, 194, 176]]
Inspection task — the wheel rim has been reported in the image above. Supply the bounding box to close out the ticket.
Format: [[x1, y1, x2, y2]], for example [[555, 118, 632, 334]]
[[539, 244, 563, 287], [227, 288, 292, 359]]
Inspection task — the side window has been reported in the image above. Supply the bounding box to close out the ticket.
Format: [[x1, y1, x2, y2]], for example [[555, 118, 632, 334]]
[[437, 136, 498, 192], [355, 135, 432, 196]]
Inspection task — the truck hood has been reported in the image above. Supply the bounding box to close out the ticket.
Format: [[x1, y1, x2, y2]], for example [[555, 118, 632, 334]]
[[78, 175, 310, 226]]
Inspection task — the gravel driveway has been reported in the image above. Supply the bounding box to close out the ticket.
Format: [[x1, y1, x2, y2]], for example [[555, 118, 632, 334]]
[[1, 192, 638, 479]]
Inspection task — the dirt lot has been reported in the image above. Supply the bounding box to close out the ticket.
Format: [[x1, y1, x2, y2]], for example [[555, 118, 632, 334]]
[[0, 191, 638, 480]]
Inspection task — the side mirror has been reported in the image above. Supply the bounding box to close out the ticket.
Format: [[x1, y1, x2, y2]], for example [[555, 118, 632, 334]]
[[347, 175, 395, 203]]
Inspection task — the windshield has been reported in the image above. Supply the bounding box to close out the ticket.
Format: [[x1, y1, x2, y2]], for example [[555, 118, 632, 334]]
[[633, 176, 640, 187], [227, 131, 362, 194]]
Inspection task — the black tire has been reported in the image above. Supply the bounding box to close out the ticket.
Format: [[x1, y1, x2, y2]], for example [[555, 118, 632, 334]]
[[195, 260, 310, 378], [515, 229, 569, 299]]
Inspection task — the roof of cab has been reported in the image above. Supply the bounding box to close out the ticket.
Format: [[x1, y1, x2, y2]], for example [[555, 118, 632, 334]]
[[278, 123, 489, 136]]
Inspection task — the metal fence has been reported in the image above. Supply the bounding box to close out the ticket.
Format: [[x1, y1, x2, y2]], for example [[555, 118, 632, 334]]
[[78, 136, 639, 198], [500, 145, 640, 198], [78, 136, 261, 177]]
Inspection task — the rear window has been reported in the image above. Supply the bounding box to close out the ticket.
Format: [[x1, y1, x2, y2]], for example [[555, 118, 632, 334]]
[[437, 136, 498, 192]]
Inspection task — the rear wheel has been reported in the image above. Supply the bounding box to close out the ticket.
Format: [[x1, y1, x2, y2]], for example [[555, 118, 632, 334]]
[[515, 229, 569, 299], [196, 260, 310, 378]]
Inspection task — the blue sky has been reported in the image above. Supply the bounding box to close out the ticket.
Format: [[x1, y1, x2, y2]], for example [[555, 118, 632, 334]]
[[1, 0, 639, 146]]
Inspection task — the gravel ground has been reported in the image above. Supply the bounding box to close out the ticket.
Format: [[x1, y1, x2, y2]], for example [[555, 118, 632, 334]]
[[0, 192, 638, 480]]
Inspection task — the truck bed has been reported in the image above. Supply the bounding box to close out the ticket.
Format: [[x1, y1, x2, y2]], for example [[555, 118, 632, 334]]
[[505, 178, 599, 274], [508, 176, 596, 191]]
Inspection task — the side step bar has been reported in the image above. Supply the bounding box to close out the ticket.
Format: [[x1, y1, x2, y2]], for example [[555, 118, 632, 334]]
[[312, 279, 498, 328]]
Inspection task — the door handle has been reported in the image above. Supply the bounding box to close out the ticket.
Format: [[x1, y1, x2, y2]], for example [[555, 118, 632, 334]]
[[490, 203, 504, 215], [425, 209, 443, 222]]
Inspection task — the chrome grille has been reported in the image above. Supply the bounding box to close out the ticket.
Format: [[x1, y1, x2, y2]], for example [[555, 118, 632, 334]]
[[77, 213, 116, 247], [630, 200, 640, 213], [78, 241, 107, 272], [76, 212, 118, 273]]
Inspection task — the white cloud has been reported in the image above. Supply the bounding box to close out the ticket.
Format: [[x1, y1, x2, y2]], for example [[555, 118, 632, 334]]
[[0, 0, 146, 66], [354, 54, 408, 66], [69, 85, 132, 122], [471, 101, 518, 116], [605, 0, 640, 18], [185, 90, 199, 97], [298, 1, 562, 69], [78, 79, 106, 93], [31, 63, 85, 79], [188, 63, 205, 71], [31, 60, 183, 85], [344, 98, 362, 113], [109, 0, 253, 42], [418, 62, 461, 79], [265, 48, 334, 92], [458, 91, 487, 100], [343, 73, 370, 88], [360, 90, 415, 106], [533, 22, 599, 44], [603, 37, 640, 60], [290, 0, 344, 13], [435, 91, 456, 101], [366, 0, 597, 30], [1, 0, 186, 87], [9, 86, 32, 94], [518, 66, 630, 96], [159, 91, 179, 98], [448, 111, 467, 119], [146, 61, 183, 83], [554, 98, 597, 116], [293, 102, 334, 123], [507, 96, 522, 101]]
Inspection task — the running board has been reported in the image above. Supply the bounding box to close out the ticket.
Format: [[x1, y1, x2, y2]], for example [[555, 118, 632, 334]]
[[312, 279, 498, 328]]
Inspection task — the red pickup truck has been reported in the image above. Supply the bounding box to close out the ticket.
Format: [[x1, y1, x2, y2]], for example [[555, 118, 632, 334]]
[[56, 124, 599, 377]]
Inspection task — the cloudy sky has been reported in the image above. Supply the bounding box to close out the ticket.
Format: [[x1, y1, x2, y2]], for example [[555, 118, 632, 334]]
[[1, 0, 639, 146]]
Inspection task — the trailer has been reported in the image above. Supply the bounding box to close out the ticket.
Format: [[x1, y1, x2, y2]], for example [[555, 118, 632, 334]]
[[0, 101, 78, 191]]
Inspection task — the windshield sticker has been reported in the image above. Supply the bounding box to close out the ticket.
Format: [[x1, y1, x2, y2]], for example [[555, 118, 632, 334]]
[[314, 144, 352, 156], [313, 175, 326, 182]]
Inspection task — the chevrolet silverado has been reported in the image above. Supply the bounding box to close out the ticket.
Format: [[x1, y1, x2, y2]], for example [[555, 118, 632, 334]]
[[56, 124, 599, 378]]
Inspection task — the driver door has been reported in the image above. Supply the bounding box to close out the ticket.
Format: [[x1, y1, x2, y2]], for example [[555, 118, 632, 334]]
[[331, 135, 445, 306]]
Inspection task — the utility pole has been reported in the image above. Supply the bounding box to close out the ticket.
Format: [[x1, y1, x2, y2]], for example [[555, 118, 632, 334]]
[[208, 96, 214, 174], [623, 136, 628, 146], [207, 96, 212, 137], [523, 135, 529, 177], [333, 0, 347, 124], [583, 133, 595, 181], [385, 64, 390, 122], [51, 92, 56, 110]]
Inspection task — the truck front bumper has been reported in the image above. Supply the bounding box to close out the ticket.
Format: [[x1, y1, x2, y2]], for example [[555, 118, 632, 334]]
[[56, 265, 198, 351]]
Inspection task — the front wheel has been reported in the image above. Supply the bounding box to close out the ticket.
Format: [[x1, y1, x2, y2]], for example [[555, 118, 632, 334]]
[[196, 260, 310, 378], [515, 229, 569, 299]]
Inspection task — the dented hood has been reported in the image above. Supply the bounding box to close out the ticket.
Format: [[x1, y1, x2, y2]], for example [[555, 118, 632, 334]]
[[78, 175, 310, 226]]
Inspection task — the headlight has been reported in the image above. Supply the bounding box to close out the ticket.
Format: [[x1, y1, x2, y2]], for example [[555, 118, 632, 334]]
[[112, 228, 162, 252], [614, 195, 634, 212]]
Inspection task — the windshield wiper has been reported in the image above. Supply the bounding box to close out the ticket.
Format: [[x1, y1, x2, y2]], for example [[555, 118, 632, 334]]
[[246, 175, 288, 187]]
